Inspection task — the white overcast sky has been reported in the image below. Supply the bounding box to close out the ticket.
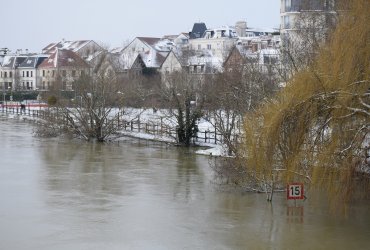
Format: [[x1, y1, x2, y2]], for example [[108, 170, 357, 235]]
[[2, 0, 280, 52]]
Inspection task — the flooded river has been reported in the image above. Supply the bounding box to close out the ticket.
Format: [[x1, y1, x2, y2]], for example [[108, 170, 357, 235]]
[[0, 115, 369, 249]]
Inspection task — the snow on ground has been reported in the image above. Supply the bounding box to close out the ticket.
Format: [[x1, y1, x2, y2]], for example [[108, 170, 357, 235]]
[[195, 144, 225, 156], [1, 107, 227, 157]]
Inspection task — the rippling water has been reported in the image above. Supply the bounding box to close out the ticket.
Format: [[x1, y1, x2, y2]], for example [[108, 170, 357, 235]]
[[0, 115, 369, 250]]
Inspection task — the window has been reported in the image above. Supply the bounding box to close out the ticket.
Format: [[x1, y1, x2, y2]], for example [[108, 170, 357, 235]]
[[4, 72, 7, 78], [72, 70, 76, 77], [284, 15, 290, 29], [207, 44, 212, 50], [189, 66, 194, 73], [42, 81, 45, 90], [9, 72, 12, 78], [22, 71, 25, 77], [285, 0, 291, 12], [26, 71, 29, 77], [52, 70, 55, 77], [0, 71, 2, 78], [42, 70, 45, 77], [31, 71, 33, 77], [264, 55, 278, 65], [197, 44, 201, 50]]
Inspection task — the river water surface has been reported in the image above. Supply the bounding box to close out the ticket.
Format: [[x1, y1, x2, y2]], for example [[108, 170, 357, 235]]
[[0, 115, 369, 250]]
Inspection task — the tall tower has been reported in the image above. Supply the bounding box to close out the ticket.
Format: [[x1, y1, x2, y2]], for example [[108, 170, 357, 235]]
[[280, 0, 336, 40], [235, 20, 247, 37]]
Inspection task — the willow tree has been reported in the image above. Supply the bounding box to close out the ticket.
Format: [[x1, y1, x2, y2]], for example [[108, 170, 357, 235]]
[[242, 0, 369, 205]]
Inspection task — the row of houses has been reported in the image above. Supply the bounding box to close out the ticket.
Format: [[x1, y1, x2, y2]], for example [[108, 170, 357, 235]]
[[0, 21, 281, 93], [0, 0, 337, 93]]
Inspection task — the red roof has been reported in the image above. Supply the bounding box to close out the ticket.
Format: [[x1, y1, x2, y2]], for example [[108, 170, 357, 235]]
[[137, 37, 161, 47], [38, 49, 90, 69]]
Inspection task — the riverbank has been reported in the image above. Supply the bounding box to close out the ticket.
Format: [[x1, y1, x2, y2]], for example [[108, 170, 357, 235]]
[[0, 109, 226, 157]]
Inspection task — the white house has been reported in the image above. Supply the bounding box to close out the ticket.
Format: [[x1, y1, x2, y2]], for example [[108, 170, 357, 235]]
[[0, 55, 27, 91], [160, 48, 223, 78], [188, 26, 238, 59], [120, 37, 173, 73], [38, 49, 90, 91], [18, 56, 48, 91]]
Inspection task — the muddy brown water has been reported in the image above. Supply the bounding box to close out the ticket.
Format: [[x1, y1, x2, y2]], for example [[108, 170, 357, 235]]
[[0, 115, 369, 249]]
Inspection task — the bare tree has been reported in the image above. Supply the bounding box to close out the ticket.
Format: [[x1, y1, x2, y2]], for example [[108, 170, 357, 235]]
[[207, 57, 277, 156], [36, 71, 126, 142]]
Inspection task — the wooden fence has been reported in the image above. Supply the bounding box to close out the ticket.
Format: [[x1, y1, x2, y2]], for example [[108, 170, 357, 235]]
[[0, 106, 241, 145]]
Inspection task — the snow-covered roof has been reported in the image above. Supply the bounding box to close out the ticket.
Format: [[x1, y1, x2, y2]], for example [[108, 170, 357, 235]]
[[85, 50, 104, 62], [18, 55, 48, 68], [42, 40, 94, 54], [0, 56, 27, 69], [38, 49, 90, 69], [246, 27, 278, 34], [136, 37, 162, 49], [153, 39, 175, 52], [110, 47, 125, 54], [140, 49, 166, 68]]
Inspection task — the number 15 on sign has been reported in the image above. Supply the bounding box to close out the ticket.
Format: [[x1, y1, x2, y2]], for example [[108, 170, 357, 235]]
[[287, 183, 304, 200]]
